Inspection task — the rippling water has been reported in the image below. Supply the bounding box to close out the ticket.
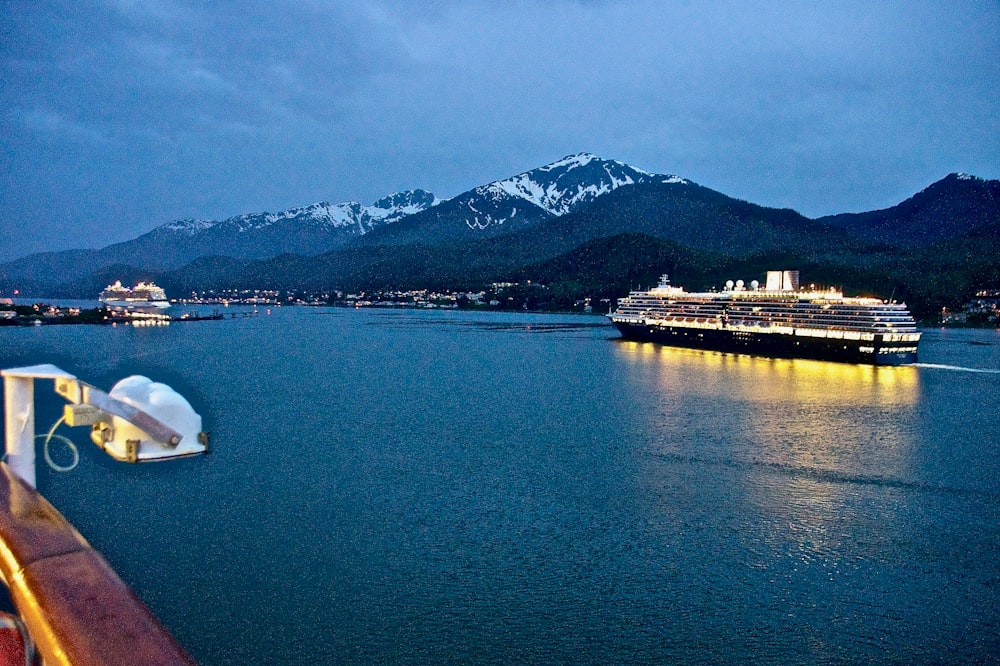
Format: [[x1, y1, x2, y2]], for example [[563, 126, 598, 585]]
[[2, 309, 998, 664]]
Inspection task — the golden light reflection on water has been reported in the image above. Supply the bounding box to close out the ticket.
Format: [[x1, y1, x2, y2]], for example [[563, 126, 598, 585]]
[[615, 341, 920, 408], [615, 341, 923, 524]]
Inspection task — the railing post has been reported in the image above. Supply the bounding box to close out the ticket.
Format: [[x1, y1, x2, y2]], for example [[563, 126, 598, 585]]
[[3, 374, 36, 488]]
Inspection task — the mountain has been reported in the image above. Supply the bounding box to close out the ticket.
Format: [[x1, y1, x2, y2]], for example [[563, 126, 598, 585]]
[[162, 189, 438, 243], [105, 181, 868, 296], [818, 173, 1000, 247], [0, 153, 685, 284], [351, 153, 690, 246], [2, 153, 998, 320], [0, 189, 438, 284], [512, 233, 720, 295], [487, 179, 857, 260], [143, 188, 439, 261]]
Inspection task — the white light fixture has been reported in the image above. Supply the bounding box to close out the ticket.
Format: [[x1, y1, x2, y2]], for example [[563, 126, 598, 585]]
[[2, 364, 208, 487]]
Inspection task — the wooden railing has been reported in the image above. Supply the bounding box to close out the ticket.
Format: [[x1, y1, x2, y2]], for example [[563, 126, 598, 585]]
[[0, 463, 196, 665]]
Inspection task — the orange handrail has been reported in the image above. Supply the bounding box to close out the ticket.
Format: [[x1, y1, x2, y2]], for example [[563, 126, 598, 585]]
[[0, 463, 196, 665]]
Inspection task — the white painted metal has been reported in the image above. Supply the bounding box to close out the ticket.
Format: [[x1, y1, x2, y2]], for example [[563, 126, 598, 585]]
[[99, 376, 205, 461], [3, 364, 207, 484], [2, 365, 78, 487], [4, 375, 36, 487]]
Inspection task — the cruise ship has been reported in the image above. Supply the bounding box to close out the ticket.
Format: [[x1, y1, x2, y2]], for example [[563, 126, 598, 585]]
[[609, 270, 921, 365], [99, 281, 170, 309]]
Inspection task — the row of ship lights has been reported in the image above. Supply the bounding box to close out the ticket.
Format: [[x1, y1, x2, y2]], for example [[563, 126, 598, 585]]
[[645, 277, 911, 327]]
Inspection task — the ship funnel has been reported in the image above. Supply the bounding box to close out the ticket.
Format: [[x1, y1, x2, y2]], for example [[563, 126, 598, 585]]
[[765, 270, 800, 291]]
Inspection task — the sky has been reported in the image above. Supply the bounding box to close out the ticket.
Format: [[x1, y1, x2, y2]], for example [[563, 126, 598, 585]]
[[2, 0, 998, 262]]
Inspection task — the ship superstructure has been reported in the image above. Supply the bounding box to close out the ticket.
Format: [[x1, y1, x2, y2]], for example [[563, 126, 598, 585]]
[[100, 281, 170, 309], [609, 270, 920, 365]]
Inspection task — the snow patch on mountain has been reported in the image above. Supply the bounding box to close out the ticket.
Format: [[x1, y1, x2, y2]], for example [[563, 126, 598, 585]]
[[164, 218, 216, 235], [160, 190, 438, 237]]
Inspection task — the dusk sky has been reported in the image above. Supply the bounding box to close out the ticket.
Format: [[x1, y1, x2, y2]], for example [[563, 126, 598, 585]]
[[2, 1, 998, 262]]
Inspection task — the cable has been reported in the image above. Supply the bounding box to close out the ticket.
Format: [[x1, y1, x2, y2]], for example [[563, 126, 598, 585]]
[[37, 416, 80, 473]]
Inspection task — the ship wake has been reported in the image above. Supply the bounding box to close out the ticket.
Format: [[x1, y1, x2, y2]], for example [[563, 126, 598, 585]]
[[911, 363, 1000, 374]]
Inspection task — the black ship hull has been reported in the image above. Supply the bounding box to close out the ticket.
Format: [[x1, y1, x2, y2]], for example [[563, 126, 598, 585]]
[[613, 321, 918, 366]]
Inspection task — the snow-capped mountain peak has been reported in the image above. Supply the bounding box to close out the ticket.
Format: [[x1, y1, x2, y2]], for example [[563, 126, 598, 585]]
[[536, 152, 602, 172], [154, 154, 689, 254], [370, 190, 440, 219], [160, 189, 438, 237], [472, 153, 688, 218]]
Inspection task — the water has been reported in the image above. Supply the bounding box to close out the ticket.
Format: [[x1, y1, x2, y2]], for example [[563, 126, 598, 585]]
[[1, 309, 998, 664]]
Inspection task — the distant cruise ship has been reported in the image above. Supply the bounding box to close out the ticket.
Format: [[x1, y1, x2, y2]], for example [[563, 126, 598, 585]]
[[609, 270, 921, 365], [99, 281, 170, 309]]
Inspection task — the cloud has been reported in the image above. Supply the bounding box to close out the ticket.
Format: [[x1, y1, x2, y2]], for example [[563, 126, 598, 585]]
[[0, 0, 997, 261], [13, 107, 111, 146]]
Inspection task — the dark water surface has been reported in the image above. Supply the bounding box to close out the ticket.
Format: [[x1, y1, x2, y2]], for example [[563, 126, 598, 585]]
[[2, 309, 998, 664]]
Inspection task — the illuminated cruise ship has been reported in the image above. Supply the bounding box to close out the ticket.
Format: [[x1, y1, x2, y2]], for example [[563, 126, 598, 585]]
[[99, 281, 170, 309], [609, 270, 921, 365]]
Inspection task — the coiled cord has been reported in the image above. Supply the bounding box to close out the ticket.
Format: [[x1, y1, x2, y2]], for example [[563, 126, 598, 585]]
[[37, 416, 80, 473]]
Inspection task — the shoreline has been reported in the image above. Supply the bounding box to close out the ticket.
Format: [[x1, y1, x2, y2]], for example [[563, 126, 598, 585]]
[[0, 305, 230, 327], [3, 302, 997, 330]]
